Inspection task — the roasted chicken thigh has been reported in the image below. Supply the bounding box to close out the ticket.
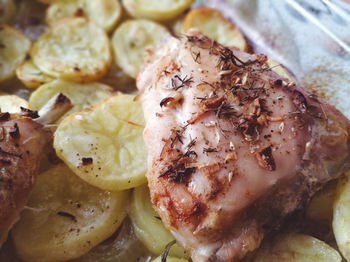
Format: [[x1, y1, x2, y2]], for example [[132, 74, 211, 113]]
[[137, 32, 350, 261], [0, 93, 72, 246]]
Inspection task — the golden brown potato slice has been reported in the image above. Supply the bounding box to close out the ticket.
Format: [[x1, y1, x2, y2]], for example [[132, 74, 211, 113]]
[[183, 7, 247, 51], [250, 233, 341, 262], [31, 17, 111, 83], [29, 79, 113, 122], [46, 0, 121, 32], [16, 59, 54, 88], [122, 0, 193, 22], [11, 164, 129, 262], [111, 19, 169, 78], [129, 185, 187, 258], [0, 25, 31, 83], [54, 94, 147, 191]]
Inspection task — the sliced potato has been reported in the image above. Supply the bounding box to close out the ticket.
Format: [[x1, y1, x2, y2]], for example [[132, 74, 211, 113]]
[[72, 219, 149, 262], [333, 171, 350, 261], [16, 59, 54, 88], [54, 94, 147, 191], [130, 185, 187, 258], [29, 79, 113, 122], [31, 17, 111, 83], [112, 19, 168, 78], [122, 0, 193, 22], [46, 0, 121, 32], [152, 256, 188, 262], [267, 58, 293, 81], [0, 25, 31, 83], [252, 232, 341, 262], [0, 93, 29, 113], [0, 0, 16, 23], [11, 164, 129, 262], [183, 7, 247, 51]]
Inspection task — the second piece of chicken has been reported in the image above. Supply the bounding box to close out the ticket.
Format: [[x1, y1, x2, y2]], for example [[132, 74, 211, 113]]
[[137, 32, 350, 262]]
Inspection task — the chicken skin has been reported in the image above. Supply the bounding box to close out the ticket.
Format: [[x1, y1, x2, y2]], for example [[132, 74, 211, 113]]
[[0, 93, 72, 246], [137, 32, 350, 262]]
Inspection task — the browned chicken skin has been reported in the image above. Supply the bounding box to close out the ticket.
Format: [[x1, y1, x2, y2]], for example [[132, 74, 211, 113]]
[[0, 94, 72, 246], [0, 111, 50, 246], [137, 32, 350, 261]]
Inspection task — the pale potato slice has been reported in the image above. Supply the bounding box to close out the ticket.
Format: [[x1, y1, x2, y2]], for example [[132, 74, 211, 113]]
[[46, 0, 121, 32], [54, 94, 147, 191], [129, 185, 187, 258], [0, 93, 29, 113], [183, 7, 247, 51], [16, 59, 54, 88], [29, 79, 113, 122], [0, 0, 16, 23], [333, 171, 350, 261], [251, 232, 341, 262], [152, 256, 188, 262], [31, 17, 111, 83], [0, 25, 31, 83], [267, 58, 293, 81], [122, 0, 193, 22], [111, 19, 169, 78], [11, 164, 129, 262]]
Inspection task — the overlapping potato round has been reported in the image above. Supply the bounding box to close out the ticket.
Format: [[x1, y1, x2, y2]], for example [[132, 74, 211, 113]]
[[46, 0, 121, 32], [0, 25, 31, 83], [129, 185, 187, 258], [183, 7, 247, 51], [11, 164, 129, 262], [16, 59, 54, 88], [0, 0, 16, 23], [29, 79, 113, 122], [112, 19, 168, 78], [0, 93, 29, 113], [31, 17, 111, 83], [333, 171, 350, 261], [251, 233, 341, 262], [54, 94, 147, 191], [122, 0, 193, 22]]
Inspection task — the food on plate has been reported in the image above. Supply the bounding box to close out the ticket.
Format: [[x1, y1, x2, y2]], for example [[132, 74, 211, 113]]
[[122, 0, 194, 22], [111, 19, 169, 78], [46, 0, 121, 32], [247, 232, 341, 262], [129, 185, 187, 258], [332, 171, 350, 261], [29, 79, 114, 122], [137, 31, 350, 261], [16, 59, 54, 88], [1, 1, 350, 261], [31, 17, 111, 83], [54, 94, 147, 191], [183, 7, 247, 51], [0, 93, 72, 247], [0, 94, 29, 113], [0, 0, 16, 24], [0, 25, 31, 83], [11, 164, 129, 262]]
